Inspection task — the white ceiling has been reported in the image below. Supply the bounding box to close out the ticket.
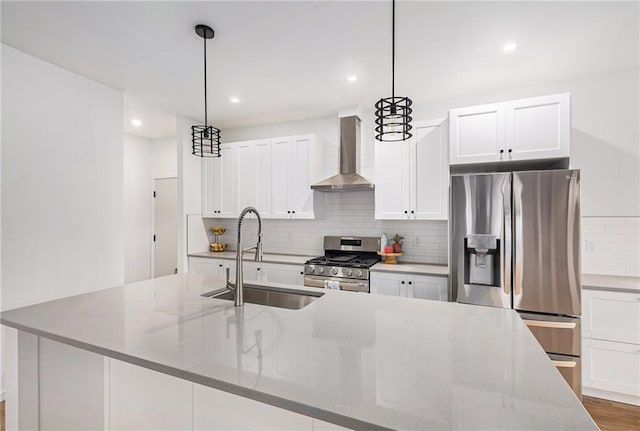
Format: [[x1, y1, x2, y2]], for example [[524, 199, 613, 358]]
[[2, 1, 638, 137]]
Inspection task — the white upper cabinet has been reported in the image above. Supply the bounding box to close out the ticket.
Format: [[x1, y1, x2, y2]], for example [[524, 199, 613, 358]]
[[202, 134, 324, 220], [375, 119, 448, 220], [202, 143, 237, 218], [449, 93, 570, 165], [237, 140, 272, 217], [271, 135, 324, 219]]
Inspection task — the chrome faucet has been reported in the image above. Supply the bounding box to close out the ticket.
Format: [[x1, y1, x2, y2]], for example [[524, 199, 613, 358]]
[[227, 207, 263, 306]]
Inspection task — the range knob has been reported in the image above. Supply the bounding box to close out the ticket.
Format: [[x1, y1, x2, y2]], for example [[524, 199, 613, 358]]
[[315, 266, 324, 275], [345, 269, 353, 277], [306, 265, 315, 274], [330, 267, 339, 276], [355, 269, 363, 278]]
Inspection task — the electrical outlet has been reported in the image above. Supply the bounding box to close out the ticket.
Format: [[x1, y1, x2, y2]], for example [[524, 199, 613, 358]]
[[585, 239, 596, 253], [413, 237, 421, 248]]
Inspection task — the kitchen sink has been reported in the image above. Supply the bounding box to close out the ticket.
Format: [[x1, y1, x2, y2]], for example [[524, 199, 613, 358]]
[[201, 284, 324, 310]]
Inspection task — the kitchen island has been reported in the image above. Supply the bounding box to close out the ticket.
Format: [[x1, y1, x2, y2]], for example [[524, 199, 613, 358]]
[[1, 273, 596, 430]]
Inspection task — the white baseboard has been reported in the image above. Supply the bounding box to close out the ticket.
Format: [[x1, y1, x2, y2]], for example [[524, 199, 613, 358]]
[[583, 387, 640, 406]]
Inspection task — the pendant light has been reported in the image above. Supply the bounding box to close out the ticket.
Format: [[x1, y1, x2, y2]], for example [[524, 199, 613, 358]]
[[192, 24, 221, 158], [375, 0, 413, 142]]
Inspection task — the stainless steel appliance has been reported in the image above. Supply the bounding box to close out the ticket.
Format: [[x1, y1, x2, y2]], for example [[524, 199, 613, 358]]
[[304, 236, 381, 292], [450, 170, 582, 397]]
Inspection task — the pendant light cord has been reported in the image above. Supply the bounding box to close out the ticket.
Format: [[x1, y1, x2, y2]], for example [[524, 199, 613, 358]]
[[391, 0, 395, 100], [203, 34, 208, 128]]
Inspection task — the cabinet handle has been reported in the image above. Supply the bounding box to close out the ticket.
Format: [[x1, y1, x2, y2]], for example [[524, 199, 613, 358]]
[[404, 210, 408, 214], [257, 268, 261, 271], [401, 281, 405, 284], [300, 272, 303, 275], [287, 211, 291, 214], [408, 281, 412, 285], [292, 211, 296, 214], [499, 149, 504, 161], [218, 264, 223, 267], [411, 210, 415, 214]]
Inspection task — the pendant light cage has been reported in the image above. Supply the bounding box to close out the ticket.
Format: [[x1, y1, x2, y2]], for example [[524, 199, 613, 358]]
[[192, 125, 221, 157], [192, 24, 221, 158], [375, 96, 413, 142], [375, 0, 413, 142]]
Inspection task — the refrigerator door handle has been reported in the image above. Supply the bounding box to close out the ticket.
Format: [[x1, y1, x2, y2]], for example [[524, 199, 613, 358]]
[[522, 319, 577, 329], [551, 359, 577, 368], [502, 179, 512, 298], [512, 178, 523, 298]]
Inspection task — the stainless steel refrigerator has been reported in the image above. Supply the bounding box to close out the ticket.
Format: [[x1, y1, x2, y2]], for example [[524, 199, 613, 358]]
[[450, 169, 582, 397]]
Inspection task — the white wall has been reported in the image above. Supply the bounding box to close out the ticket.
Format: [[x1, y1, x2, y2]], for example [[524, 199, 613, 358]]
[[1, 45, 124, 311], [124, 134, 152, 283], [177, 116, 202, 272], [151, 136, 177, 179], [582, 217, 640, 277]]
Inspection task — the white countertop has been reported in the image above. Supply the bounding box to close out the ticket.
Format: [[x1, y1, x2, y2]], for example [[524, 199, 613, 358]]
[[371, 262, 449, 276], [189, 251, 313, 265], [189, 251, 450, 276], [582, 273, 640, 293], [0, 274, 595, 430]]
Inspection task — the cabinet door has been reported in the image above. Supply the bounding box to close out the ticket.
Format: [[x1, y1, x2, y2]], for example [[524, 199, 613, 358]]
[[292, 136, 314, 219], [271, 137, 292, 219], [237, 140, 272, 218], [374, 139, 411, 220], [243, 261, 262, 282], [583, 290, 640, 344], [219, 144, 238, 218], [189, 257, 230, 278], [411, 120, 448, 220], [110, 359, 193, 431], [449, 102, 505, 165], [201, 158, 219, 217], [408, 275, 448, 301], [370, 272, 406, 297], [583, 338, 640, 400], [261, 262, 304, 285], [194, 384, 312, 430], [505, 93, 570, 161]]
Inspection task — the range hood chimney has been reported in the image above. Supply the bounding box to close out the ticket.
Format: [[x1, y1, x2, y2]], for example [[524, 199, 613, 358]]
[[311, 115, 374, 191]]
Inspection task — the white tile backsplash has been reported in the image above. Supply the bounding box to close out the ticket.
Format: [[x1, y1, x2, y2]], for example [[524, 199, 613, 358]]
[[194, 191, 449, 265], [582, 217, 640, 276]]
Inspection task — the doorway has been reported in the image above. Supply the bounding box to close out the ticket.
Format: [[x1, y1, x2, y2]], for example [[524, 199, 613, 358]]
[[152, 177, 178, 277]]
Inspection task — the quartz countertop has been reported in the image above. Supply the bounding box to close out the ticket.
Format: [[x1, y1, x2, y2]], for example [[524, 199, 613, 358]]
[[582, 273, 640, 293], [190, 251, 450, 276], [2, 274, 595, 430], [189, 251, 312, 265], [371, 262, 449, 276]]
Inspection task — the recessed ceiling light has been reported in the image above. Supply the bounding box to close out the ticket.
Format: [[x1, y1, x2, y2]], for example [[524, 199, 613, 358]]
[[503, 42, 517, 53], [347, 75, 358, 82], [131, 118, 142, 127], [230, 97, 240, 103]]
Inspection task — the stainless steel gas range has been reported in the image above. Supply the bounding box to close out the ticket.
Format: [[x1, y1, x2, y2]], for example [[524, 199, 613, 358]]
[[304, 236, 381, 293]]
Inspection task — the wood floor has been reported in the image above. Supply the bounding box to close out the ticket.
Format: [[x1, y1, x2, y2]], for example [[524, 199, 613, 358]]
[[582, 396, 640, 430], [0, 398, 637, 430]]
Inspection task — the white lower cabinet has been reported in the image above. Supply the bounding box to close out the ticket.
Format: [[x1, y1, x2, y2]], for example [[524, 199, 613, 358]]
[[261, 262, 304, 285], [110, 359, 194, 430], [189, 257, 232, 278], [582, 288, 640, 406], [370, 272, 448, 301], [194, 384, 312, 430], [188, 256, 303, 285]]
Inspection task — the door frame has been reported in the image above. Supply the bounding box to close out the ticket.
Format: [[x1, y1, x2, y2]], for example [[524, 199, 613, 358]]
[[150, 176, 178, 278]]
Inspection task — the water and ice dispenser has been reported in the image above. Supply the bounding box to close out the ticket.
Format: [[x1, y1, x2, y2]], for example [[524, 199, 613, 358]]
[[463, 234, 501, 287]]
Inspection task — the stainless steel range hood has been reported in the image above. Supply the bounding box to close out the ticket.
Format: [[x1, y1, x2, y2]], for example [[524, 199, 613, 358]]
[[311, 116, 374, 191]]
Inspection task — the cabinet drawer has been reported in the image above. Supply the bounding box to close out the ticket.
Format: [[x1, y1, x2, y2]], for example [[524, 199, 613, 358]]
[[583, 289, 640, 344], [583, 338, 640, 398], [520, 313, 580, 356]]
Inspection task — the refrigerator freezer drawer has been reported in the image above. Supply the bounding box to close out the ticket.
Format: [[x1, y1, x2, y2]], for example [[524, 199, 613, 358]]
[[549, 353, 582, 399], [520, 312, 581, 356]]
